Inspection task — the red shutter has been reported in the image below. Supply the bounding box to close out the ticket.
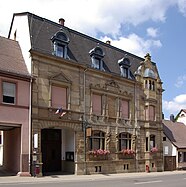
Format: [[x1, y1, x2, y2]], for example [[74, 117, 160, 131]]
[[92, 94, 102, 115], [52, 86, 67, 109], [149, 106, 155, 121], [121, 100, 129, 118]]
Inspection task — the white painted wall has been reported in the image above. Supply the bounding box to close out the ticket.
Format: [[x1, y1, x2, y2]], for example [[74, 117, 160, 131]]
[[9, 15, 32, 73], [177, 111, 186, 126], [61, 129, 75, 160], [163, 135, 177, 156]]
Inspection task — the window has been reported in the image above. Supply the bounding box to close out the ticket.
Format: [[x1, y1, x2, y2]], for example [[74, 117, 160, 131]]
[[119, 133, 132, 151], [108, 96, 116, 117], [178, 152, 186, 162], [146, 135, 156, 152], [89, 131, 105, 150], [145, 105, 155, 121], [92, 57, 101, 69], [51, 31, 69, 59], [92, 94, 102, 115], [51, 85, 67, 109], [149, 105, 155, 121], [120, 100, 129, 119], [2, 82, 16, 104], [144, 80, 155, 91], [118, 57, 134, 79], [89, 46, 106, 71], [121, 67, 128, 77], [54, 42, 65, 58], [150, 135, 155, 148], [146, 137, 148, 151], [163, 137, 166, 141]]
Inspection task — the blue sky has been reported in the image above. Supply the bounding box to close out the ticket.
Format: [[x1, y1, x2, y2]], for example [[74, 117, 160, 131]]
[[0, 0, 186, 119]]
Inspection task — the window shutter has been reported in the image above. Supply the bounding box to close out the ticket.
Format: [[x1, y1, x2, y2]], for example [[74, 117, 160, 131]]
[[3, 82, 15, 97], [52, 86, 67, 109], [121, 100, 129, 118], [92, 94, 102, 115], [149, 106, 155, 121]]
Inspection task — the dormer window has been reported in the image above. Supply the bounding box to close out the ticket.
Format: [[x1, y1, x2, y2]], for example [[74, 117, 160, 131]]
[[51, 31, 69, 59], [89, 46, 105, 71], [118, 57, 134, 79]]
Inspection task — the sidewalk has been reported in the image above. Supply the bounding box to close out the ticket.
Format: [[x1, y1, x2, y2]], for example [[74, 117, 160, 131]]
[[0, 171, 186, 184]]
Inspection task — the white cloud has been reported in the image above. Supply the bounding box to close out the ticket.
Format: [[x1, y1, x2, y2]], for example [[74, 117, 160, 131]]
[[177, 0, 186, 16], [0, 0, 181, 37], [163, 94, 186, 117], [147, 27, 158, 38], [175, 75, 186, 88], [101, 34, 162, 58]]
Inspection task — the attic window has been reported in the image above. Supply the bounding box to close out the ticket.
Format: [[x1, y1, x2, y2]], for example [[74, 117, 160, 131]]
[[118, 57, 134, 79], [51, 31, 69, 59], [89, 46, 105, 71]]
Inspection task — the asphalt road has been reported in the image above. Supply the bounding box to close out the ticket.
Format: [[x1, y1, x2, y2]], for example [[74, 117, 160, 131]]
[[0, 172, 186, 187]]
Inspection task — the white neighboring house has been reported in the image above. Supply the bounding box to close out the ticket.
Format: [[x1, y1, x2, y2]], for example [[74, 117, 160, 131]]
[[163, 119, 186, 171], [0, 131, 3, 165], [176, 109, 186, 125]]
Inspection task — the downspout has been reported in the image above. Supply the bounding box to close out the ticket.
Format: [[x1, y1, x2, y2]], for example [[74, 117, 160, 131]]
[[29, 77, 33, 175], [134, 82, 138, 172], [83, 68, 88, 175]]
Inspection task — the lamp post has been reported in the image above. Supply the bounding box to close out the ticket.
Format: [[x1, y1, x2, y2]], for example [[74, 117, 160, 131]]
[[82, 118, 91, 175]]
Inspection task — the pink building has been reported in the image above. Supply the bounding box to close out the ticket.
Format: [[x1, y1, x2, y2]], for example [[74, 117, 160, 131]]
[[0, 36, 31, 176]]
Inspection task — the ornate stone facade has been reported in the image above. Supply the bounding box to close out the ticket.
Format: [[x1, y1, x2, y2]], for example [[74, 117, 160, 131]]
[[9, 12, 164, 175]]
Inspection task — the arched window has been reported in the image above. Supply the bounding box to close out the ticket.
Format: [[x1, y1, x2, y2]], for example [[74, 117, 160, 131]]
[[89, 131, 105, 150], [89, 46, 105, 70], [51, 31, 69, 59], [119, 132, 132, 151], [118, 57, 134, 79]]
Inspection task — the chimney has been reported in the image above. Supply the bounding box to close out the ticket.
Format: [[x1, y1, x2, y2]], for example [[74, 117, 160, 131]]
[[59, 18, 65, 26], [170, 114, 175, 122], [106, 40, 111, 45]]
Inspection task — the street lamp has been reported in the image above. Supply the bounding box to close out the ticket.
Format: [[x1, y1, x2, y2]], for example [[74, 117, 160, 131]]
[[81, 117, 91, 175]]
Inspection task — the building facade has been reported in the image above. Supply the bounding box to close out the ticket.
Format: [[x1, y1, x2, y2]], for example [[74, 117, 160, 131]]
[[0, 36, 31, 176], [163, 119, 186, 171], [8, 12, 164, 175]]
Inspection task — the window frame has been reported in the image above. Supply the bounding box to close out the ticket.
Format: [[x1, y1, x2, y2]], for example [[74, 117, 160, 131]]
[[51, 84, 67, 109], [92, 93, 102, 116], [120, 99, 129, 119], [2, 81, 16, 105], [51, 31, 69, 59], [118, 132, 132, 151], [89, 130, 105, 150]]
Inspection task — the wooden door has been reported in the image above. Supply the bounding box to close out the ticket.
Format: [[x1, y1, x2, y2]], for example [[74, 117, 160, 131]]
[[41, 129, 61, 173], [164, 156, 176, 171]]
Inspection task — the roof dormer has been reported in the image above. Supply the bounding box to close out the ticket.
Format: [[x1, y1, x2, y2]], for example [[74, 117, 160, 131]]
[[51, 30, 70, 59]]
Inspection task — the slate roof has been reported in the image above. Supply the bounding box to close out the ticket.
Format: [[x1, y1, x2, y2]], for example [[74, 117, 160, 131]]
[[163, 119, 186, 149], [0, 36, 30, 79], [9, 12, 158, 78]]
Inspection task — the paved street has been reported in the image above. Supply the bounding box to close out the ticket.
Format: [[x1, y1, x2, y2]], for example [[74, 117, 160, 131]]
[[0, 171, 186, 187]]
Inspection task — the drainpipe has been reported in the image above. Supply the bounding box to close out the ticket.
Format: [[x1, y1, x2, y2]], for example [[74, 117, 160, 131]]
[[83, 67, 88, 175], [29, 77, 33, 175], [134, 82, 138, 172]]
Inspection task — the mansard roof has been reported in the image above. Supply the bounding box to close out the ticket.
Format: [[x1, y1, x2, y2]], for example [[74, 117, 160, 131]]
[[9, 12, 158, 78], [0, 36, 30, 79]]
